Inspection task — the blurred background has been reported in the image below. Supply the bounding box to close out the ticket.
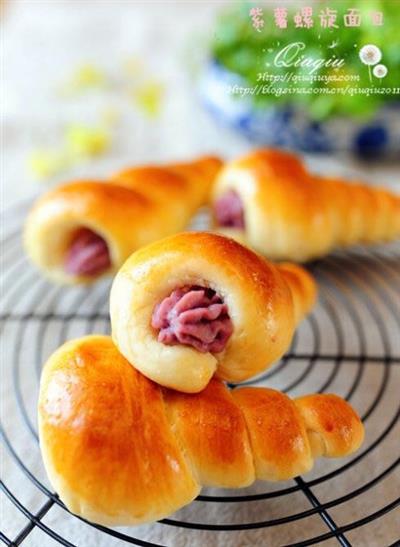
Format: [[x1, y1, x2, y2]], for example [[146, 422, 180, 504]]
[[2, 3, 400, 546], [2, 0, 399, 212]]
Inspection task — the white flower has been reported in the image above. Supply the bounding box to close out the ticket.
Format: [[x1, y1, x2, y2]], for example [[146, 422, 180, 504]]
[[359, 44, 382, 65], [373, 64, 388, 78]]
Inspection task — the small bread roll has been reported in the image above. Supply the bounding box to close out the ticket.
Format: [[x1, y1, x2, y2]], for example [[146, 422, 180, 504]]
[[212, 149, 400, 262], [24, 156, 222, 284], [38, 336, 364, 526], [110, 232, 316, 393]]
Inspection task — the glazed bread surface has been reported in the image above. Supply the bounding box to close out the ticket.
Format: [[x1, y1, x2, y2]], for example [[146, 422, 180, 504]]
[[38, 336, 364, 526], [24, 156, 222, 284], [212, 149, 400, 261], [38, 336, 199, 526], [110, 232, 316, 392]]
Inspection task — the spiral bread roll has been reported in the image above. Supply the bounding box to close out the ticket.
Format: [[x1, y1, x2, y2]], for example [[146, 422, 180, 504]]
[[212, 149, 400, 262], [24, 155, 222, 284], [110, 232, 316, 393], [38, 336, 364, 526]]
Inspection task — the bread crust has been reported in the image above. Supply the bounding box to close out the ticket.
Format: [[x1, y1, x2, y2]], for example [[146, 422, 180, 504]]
[[25, 156, 222, 284], [38, 335, 200, 526], [39, 336, 364, 526], [212, 149, 400, 261], [110, 232, 316, 392], [232, 387, 313, 480]]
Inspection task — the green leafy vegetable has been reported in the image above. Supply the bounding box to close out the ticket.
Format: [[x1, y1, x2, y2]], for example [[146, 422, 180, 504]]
[[211, 0, 400, 120]]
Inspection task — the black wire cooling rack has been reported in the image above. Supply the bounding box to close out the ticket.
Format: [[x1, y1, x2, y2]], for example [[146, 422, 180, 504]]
[[1, 202, 400, 547]]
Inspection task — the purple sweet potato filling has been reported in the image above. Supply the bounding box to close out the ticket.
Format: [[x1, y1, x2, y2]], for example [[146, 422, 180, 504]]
[[151, 286, 233, 353], [64, 228, 111, 276], [214, 190, 245, 229]]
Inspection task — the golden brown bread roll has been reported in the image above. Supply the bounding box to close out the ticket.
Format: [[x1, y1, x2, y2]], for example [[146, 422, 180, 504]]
[[39, 336, 364, 526], [24, 156, 222, 284], [212, 149, 400, 262], [110, 232, 316, 392]]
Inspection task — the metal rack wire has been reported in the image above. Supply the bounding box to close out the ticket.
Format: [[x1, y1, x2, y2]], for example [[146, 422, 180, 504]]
[[1, 202, 399, 546]]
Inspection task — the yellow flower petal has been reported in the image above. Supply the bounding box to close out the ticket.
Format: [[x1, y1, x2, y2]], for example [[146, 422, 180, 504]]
[[59, 64, 107, 96], [28, 150, 69, 180], [65, 124, 111, 157], [133, 81, 164, 118], [74, 64, 105, 87]]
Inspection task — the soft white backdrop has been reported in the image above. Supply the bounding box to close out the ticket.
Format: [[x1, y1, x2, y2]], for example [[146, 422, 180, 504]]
[[2, 0, 399, 213], [1, 2, 399, 547]]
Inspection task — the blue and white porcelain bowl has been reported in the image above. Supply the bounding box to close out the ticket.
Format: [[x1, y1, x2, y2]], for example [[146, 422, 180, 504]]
[[200, 60, 400, 157]]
